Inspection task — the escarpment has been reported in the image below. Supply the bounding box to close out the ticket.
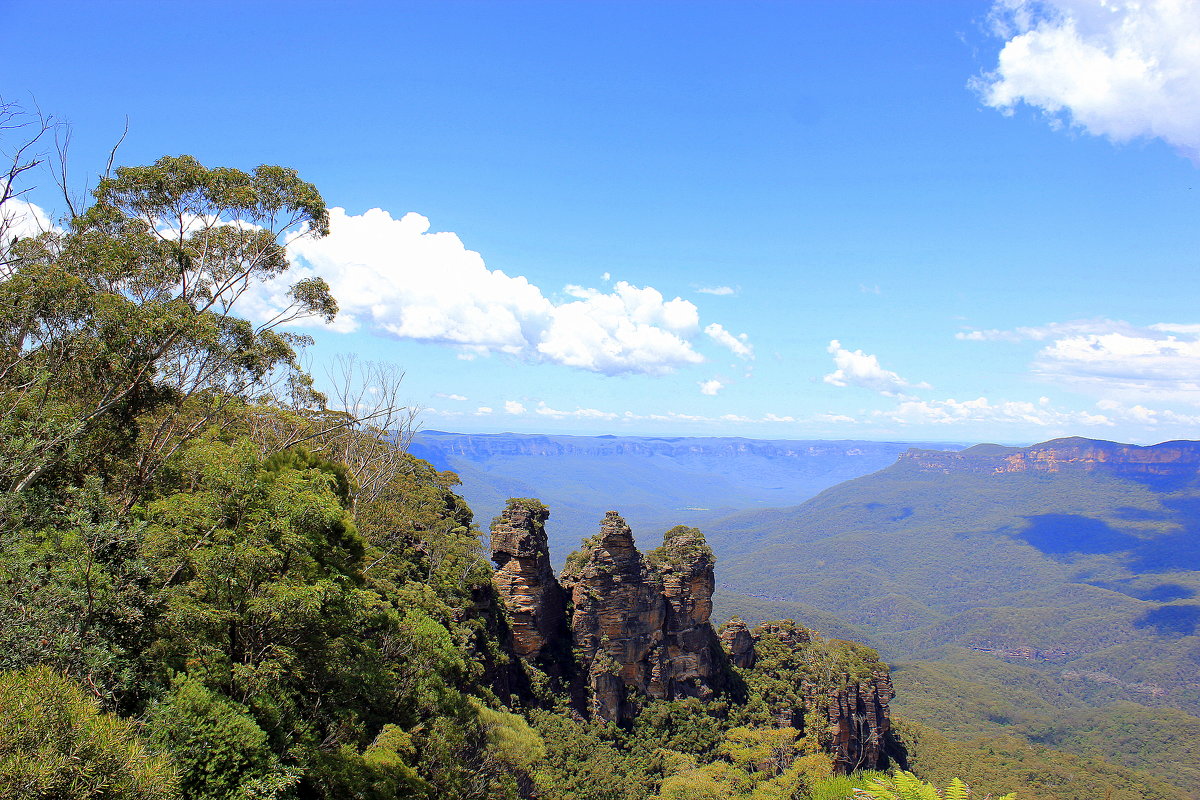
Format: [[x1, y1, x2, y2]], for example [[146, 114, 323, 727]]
[[489, 501, 902, 771], [901, 436, 1200, 480]]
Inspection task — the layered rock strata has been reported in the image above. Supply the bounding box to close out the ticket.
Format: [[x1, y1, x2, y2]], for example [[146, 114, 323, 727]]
[[648, 525, 725, 701], [489, 499, 567, 662]]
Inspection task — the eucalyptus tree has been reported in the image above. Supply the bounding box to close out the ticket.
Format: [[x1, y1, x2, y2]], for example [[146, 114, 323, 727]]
[[0, 154, 335, 496]]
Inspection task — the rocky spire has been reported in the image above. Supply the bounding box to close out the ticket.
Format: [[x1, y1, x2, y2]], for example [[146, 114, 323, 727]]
[[648, 525, 725, 700], [490, 499, 567, 663], [560, 511, 666, 723]]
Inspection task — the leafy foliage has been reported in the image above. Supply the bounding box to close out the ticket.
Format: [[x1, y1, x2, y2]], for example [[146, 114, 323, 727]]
[[0, 666, 178, 800]]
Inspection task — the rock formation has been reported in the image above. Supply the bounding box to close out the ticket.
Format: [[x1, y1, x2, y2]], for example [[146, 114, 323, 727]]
[[559, 511, 668, 723], [488, 502, 902, 773], [719, 618, 756, 669], [742, 620, 902, 772], [823, 672, 897, 773], [648, 525, 725, 700], [489, 499, 567, 663]]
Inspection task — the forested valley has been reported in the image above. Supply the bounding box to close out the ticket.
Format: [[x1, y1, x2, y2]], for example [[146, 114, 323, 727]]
[[0, 116, 1186, 800]]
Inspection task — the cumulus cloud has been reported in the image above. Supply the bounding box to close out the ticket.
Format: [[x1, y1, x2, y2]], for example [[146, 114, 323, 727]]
[[977, 0, 1200, 159], [250, 207, 746, 376], [823, 340, 931, 396], [435, 393, 467, 401], [704, 323, 754, 359], [698, 379, 725, 396], [2, 197, 54, 240], [1034, 330, 1200, 398], [696, 285, 737, 296], [504, 400, 526, 415]]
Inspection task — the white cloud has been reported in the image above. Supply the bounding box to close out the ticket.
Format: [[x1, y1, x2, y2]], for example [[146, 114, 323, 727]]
[[704, 323, 754, 359], [534, 402, 619, 420], [1034, 331, 1200, 398], [251, 207, 738, 376], [823, 340, 931, 396], [956, 318, 1135, 342], [436, 393, 467, 401], [859, 283, 881, 295], [536, 282, 703, 374], [2, 197, 54, 240], [475, 406, 493, 415], [504, 400, 526, 415], [878, 396, 1111, 427], [699, 379, 725, 396], [1096, 399, 1200, 426], [696, 285, 737, 296], [960, 317, 1200, 403], [977, 0, 1200, 159]]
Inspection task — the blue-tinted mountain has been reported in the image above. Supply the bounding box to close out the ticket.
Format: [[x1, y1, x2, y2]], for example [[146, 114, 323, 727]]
[[709, 436, 1200, 715], [409, 430, 966, 563]]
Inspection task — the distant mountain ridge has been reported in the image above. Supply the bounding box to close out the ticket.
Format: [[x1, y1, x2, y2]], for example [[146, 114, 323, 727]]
[[409, 430, 967, 562], [415, 430, 917, 461], [901, 436, 1200, 479]]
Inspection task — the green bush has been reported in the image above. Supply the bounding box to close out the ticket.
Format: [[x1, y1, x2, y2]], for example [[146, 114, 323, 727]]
[[0, 665, 178, 800]]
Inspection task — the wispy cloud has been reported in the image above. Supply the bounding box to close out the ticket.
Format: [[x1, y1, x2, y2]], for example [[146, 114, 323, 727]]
[[696, 285, 737, 296], [704, 323, 754, 360]]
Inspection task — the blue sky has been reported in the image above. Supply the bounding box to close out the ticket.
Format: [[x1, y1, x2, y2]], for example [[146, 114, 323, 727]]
[[6, 0, 1200, 444]]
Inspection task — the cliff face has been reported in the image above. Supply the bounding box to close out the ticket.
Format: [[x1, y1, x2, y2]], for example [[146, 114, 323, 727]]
[[823, 672, 897, 773], [901, 437, 1200, 480], [489, 499, 567, 663], [488, 503, 901, 773]]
